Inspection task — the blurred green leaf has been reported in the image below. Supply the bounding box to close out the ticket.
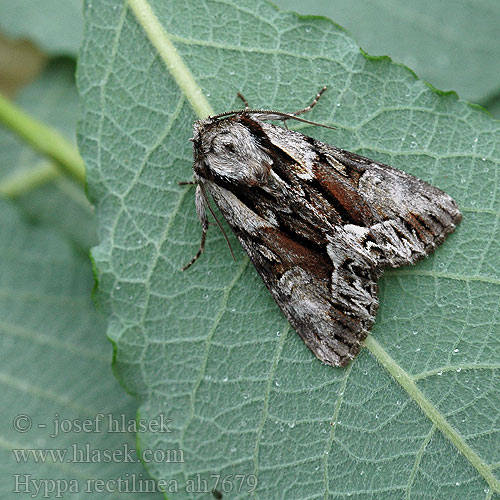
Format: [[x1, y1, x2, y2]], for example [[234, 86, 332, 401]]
[[487, 94, 500, 120], [274, 0, 500, 106], [0, 0, 83, 56], [0, 59, 96, 250], [0, 200, 165, 499], [77, 0, 500, 498]]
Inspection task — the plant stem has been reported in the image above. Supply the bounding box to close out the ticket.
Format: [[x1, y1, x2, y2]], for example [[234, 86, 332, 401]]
[[0, 92, 85, 186]]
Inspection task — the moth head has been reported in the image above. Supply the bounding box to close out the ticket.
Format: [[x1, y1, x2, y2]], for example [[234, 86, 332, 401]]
[[192, 115, 272, 186]]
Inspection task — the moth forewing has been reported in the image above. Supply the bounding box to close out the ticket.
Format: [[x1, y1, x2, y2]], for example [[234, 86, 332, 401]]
[[186, 91, 462, 367]]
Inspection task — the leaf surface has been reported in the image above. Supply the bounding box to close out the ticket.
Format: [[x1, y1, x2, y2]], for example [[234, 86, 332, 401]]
[[0, 201, 165, 499], [77, 1, 500, 498], [274, 0, 500, 105]]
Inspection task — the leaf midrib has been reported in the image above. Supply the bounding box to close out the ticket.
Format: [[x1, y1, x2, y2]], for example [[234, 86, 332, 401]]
[[125, 0, 500, 493]]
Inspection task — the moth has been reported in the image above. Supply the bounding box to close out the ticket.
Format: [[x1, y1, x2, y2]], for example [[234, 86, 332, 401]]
[[183, 88, 462, 367]]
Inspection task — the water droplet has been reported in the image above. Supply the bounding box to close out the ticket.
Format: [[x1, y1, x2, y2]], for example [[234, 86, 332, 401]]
[[481, 157, 486, 161], [206, 92, 211, 97], [115, 285, 121, 290], [243, 393, 249, 400], [230, 447, 236, 453], [288, 422, 295, 428], [360, 470, 364, 475], [456, 368, 462, 373], [416, 348, 421, 352], [410, 141, 417, 149], [453, 348, 459, 353], [396, 400, 401, 405], [275, 380, 280, 387], [473, 137, 478, 143], [412, 330, 418, 335], [375, 414, 379, 419], [438, 371, 443, 376], [276, 331, 281, 337], [305, 26, 311, 32], [336, 102, 341, 107], [223, 376, 228, 382]]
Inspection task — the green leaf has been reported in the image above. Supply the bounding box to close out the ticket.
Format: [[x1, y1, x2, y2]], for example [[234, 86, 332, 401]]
[[77, 0, 500, 498], [0, 0, 83, 56], [274, 0, 500, 106], [0, 60, 96, 250], [0, 200, 165, 499], [488, 94, 500, 120]]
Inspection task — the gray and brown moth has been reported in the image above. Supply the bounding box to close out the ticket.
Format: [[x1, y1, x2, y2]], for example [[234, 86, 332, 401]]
[[183, 88, 462, 367]]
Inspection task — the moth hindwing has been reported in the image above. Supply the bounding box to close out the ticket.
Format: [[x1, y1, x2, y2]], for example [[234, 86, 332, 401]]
[[185, 89, 462, 367]]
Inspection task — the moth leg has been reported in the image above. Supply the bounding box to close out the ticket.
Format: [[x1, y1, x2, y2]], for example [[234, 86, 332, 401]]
[[182, 183, 236, 270], [182, 184, 209, 271], [179, 180, 196, 185], [236, 92, 250, 110], [291, 86, 327, 116]]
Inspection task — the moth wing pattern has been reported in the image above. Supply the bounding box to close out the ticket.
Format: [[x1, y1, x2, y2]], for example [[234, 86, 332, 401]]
[[261, 122, 462, 269], [192, 114, 462, 367], [205, 181, 379, 366]]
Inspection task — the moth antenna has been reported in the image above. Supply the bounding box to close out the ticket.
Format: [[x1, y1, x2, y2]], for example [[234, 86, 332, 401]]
[[291, 86, 327, 116], [210, 86, 334, 129], [211, 109, 335, 130], [204, 194, 236, 262], [237, 92, 250, 110]]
